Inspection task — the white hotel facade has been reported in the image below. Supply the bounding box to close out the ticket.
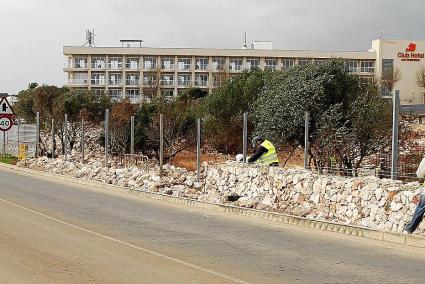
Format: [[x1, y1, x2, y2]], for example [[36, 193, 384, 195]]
[[63, 39, 425, 104]]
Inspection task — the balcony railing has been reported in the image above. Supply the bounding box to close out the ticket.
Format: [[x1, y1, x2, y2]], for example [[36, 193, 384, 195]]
[[126, 80, 139, 86], [178, 80, 192, 87], [91, 63, 106, 69], [160, 80, 175, 86], [349, 67, 375, 73], [91, 79, 106, 85], [144, 63, 157, 70], [68, 79, 88, 85], [74, 63, 88, 69], [229, 64, 243, 71], [177, 63, 191, 70], [108, 63, 122, 70], [195, 64, 208, 70], [125, 63, 139, 70], [195, 80, 208, 87], [161, 64, 175, 70], [108, 80, 122, 86]]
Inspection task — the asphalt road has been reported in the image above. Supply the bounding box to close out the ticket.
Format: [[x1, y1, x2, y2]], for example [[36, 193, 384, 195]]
[[1, 167, 425, 283]]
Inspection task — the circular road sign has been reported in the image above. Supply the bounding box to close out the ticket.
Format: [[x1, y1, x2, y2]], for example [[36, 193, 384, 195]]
[[0, 116, 13, 131]]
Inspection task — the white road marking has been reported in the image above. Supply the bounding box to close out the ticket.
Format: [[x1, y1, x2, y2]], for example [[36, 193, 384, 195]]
[[0, 197, 250, 284]]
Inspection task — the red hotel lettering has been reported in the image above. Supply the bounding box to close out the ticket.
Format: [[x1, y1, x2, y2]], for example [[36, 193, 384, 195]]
[[398, 52, 410, 58]]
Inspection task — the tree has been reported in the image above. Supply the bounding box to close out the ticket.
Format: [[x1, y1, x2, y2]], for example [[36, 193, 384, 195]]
[[416, 65, 425, 97], [381, 66, 401, 95], [51, 89, 112, 154], [202, 68, 266, 153], [133, 94, 201, 161], [109, 99, 135, 155], [252, 59, 392, 172]]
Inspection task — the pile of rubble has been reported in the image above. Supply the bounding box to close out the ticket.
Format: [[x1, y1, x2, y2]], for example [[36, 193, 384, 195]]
[[19, 156, 425, 235]]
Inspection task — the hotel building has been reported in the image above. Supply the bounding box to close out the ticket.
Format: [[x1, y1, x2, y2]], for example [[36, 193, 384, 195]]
[[63, 39, 425, 104]]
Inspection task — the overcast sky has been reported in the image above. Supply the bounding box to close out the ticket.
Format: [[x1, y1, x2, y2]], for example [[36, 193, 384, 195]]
[[0, 0, 424, 94]]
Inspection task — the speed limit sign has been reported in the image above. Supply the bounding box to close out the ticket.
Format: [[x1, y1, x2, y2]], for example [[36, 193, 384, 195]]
[[0, 116, 12, 131]]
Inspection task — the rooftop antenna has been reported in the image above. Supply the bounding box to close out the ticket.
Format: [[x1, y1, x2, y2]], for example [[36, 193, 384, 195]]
[[379, 31, 384, 40], [242, 32, 248, 49], [408, 32, 411, 40], [82, 29, 96, 47]]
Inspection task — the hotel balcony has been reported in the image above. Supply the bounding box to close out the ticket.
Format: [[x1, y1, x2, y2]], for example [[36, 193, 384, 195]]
[[67, 79, 89, 86]]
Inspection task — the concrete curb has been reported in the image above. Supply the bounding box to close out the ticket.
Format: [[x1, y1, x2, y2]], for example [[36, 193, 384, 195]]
[[1, 163, 425, 248]]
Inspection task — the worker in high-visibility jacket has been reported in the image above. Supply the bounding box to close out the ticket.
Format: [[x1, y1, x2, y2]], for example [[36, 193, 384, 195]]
[[248, 136, 279, 166]]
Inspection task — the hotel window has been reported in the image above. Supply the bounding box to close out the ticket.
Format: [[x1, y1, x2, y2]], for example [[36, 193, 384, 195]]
[[347, 60, 358, 72], [91, 73, 106, 85], [246, 58, 260, 70], [160, 74, 174, 86], [161, 57, 175, 70], [92, 89, 105, 96], [282, 58, 295, 70], [126, 89, 140, 101], [109, 73, 122, 85], [298, 58, 312, 66], [265, 58, 277, 71], [195, 74, 208, 87], [74, 56, 88, 68], [144, 57, 157, 70], [314, 59, 327, 65], [178, 58, 192, 70], [178, 74, 192, 86], [126, 57, 139, 69], [91, 57, 105, 69], [195, 58, 208, 70], [109, 57, 122, 70], [126, 73, 139, 86], [143, 74, 157, 86], [229, 58, 243, 71], [360, 61, 374, 73], [382, 59, 394, 73], [108, 89, 122, 101], [161, 89, 175, 99], [212, 57, 226, 70], [71, 72, 88, 84]]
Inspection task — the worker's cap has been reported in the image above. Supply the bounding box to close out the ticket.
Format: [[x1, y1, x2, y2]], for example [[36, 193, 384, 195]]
[[251, 136, 264, 147]]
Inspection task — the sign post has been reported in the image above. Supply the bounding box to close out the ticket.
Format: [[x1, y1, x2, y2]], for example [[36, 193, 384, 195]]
[[0, 96, 15, 157]]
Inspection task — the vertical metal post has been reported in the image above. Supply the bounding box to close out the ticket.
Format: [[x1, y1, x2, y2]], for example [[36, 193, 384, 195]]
[[51, 119, 55, 159], [304, 112, 310, 169], [130, 115, 135, 155], [243, 112, 248, 163], [81, 119, 85, 163], [196, 118, 201, 182], [36, 112, 40, 157], [64, 114, 68, 161], [391, 90, 400, 180], [17, 117, 20, 148], [105, 109, 109, 167], [2, 132, 5, 155], [159, 113, 163, 178]]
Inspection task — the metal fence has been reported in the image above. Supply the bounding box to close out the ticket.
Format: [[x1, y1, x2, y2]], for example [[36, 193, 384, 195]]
[[2, 88, 422, 183]]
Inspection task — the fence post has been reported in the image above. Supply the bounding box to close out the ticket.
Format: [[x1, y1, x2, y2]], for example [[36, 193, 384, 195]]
[[64, 114, 68, 161], [196, 118, 201, 182], [17, 117, 20, 149], [159, 113, 163, 178], [51, 119, 55, 159], [304, 112, 310, 169], [243, 112, 248, 163], [391, 90, 400, 180], [130, 115, 135, 155], [105, 109, 109, 167], [36, 112, 40, 157], [81, 118, 84, 163]]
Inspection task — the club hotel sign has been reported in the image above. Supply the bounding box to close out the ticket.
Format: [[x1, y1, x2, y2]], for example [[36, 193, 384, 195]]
[[398, 43, 424, 61]]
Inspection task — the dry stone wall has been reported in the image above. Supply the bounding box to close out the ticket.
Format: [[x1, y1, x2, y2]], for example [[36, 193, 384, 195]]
[[19, 157, 425, 236]]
